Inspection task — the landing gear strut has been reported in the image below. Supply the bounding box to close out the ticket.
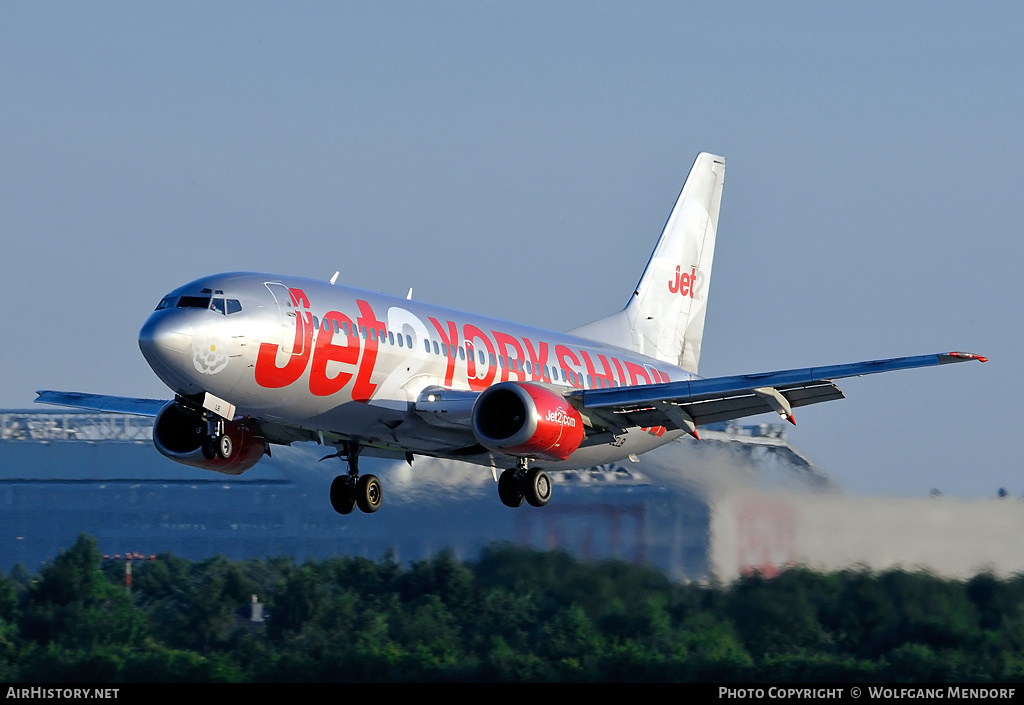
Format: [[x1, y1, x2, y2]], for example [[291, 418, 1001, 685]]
[[329, 442, 383, 515], [200, 414, 233, 461], [498, 459, 552, 508]]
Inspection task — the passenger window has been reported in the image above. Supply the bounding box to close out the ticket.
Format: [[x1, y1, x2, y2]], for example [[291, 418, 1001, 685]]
[[406, 335, 413, 348], [458, 347, 465, 361], [369, 328, 376, 342], [478, 350, 485, 365], [312, 316, 319, 331], [397, 334, 403, 348], [388, 331, 394, 345], [442, 343, 448, 357], [433, 341, 440, 355], [360, 326, 367, 339], [488, 353, 496, 367], [499, 356, 505, 369], [424, 340, 431, 353]]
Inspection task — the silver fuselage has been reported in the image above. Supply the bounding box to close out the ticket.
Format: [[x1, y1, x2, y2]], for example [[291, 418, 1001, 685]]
[[138, 272, 695, 469]]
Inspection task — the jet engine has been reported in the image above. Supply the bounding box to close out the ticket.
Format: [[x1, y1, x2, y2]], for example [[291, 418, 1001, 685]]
[[472, 382, 585, 461], [153, 401, 266, 475]]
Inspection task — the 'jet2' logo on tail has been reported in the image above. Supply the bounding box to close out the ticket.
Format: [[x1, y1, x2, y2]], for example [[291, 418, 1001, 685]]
[[668, 266, 698, 297]]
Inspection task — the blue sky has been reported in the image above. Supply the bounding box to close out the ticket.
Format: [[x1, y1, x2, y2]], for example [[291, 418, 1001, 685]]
[[1, 2, 1018, 497]]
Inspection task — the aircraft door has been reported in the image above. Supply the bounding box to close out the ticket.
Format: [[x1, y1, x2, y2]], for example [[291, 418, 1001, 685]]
[[264, 282, 310, 356]]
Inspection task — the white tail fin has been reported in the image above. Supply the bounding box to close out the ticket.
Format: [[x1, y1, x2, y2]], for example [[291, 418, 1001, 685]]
[[568, 152, 725, 374]]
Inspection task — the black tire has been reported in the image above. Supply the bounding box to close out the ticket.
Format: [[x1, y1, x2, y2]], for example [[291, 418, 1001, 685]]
[[330, 475, 357, 515], [201, 437, 217, 460], [524, 468, 552, 507], [356, 474, 383, 514], [498, 468, 524, 508], [217, 434, 233, 460]]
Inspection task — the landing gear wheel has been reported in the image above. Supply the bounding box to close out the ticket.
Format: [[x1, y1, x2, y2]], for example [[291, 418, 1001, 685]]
[[216, 433, 233, 460], [524, 467, 552, 507], [356, 474, 383, 514], [498, 468, 524, 508], [201, 437, 216, 460], [330, 475, 357, 515]]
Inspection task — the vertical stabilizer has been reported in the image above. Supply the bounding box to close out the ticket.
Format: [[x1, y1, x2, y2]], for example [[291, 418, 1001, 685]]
[[568, 152, 725, 374]]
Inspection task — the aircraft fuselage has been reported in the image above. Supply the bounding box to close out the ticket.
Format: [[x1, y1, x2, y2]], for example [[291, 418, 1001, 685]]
[[139, 271, 693, 469]]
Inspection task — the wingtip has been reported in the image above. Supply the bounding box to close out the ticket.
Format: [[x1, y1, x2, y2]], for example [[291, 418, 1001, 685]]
[[947, 351, 988, 363]]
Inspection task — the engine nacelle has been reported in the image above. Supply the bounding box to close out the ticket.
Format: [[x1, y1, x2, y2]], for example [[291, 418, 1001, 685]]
[[153, 401, 266, 475], [472, 382, 585, 461]]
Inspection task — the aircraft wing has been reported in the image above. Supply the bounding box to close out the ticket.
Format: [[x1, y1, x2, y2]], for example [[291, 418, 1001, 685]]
[[570, 351, 987, 436], [35, 391, 168, 416], [34, 390, 318, 447]]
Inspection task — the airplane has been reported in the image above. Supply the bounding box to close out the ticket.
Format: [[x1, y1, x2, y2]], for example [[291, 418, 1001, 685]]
[[36, 152, 986, 515]]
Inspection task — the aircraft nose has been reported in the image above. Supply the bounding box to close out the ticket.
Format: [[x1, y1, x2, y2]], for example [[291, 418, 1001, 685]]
[[138, 311, 193, 368]]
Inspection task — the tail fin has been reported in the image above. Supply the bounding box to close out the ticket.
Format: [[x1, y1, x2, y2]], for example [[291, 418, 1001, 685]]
[[568, 152, 725, 374]]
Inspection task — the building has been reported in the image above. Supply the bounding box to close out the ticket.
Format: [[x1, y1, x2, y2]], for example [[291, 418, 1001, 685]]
[[1, 409, 1017, 581]]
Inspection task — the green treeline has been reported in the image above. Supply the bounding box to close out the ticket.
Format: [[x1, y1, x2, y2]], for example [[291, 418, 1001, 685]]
[[0, 534, 1023, 682]]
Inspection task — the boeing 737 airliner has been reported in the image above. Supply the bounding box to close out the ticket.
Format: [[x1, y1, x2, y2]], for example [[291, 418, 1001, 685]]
[[37, 153, 986, 515]]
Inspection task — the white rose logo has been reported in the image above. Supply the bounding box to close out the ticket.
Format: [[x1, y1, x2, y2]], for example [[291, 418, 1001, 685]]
[[192, 330, 229, 375]]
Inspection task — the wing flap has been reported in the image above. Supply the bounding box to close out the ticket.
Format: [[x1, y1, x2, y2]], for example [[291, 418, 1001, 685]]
[[573, 351, 984, 432], [616, 381, 843, 430]]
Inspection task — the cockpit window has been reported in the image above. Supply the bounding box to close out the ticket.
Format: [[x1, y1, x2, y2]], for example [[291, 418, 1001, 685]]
[[177, 296, 211, 309], [155, 296, 177, 311], [164, 294, 243, 314]]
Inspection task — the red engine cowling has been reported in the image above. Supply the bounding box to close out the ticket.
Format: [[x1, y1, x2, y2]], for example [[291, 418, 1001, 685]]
[[153, 401, 266, 475], [472, 382, 585, 461]]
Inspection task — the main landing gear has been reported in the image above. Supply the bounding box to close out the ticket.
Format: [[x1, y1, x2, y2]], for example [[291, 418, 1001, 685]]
[[329, 442, 383, 515], [200, 414, 233, 461], [497, 459, 552, 509]]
